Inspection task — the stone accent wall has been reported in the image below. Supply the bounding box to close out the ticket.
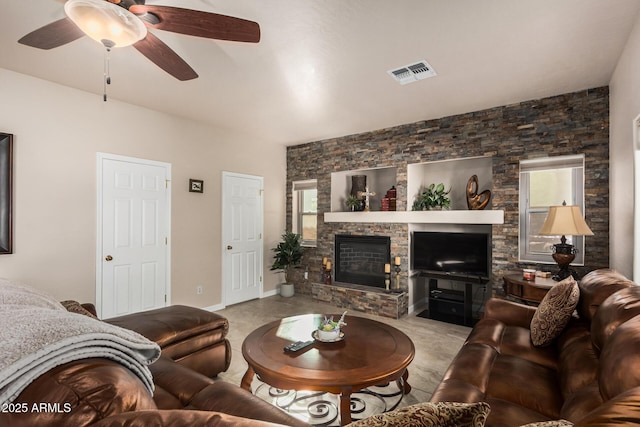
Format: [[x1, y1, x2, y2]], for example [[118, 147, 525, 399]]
[[286, 87, 609, 300]]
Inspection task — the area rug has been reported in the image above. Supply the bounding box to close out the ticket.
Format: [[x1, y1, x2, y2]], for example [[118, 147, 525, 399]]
[[250, 377, 406, 426]]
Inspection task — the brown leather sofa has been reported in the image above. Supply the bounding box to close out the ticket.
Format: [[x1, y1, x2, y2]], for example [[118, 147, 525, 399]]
[[430, 269, 640, 426], [0, 303, 309, 427]]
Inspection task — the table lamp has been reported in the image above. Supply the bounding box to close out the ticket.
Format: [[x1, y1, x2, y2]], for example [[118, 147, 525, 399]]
[[538, 201, 593, 281]]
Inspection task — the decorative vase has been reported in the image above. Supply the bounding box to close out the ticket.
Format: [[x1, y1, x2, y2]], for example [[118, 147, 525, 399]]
[[350, 175, 367, 197]]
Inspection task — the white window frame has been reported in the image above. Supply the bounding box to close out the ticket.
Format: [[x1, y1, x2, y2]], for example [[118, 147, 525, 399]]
[[519, 155, 586, 264], [292, 179, 317, 247]]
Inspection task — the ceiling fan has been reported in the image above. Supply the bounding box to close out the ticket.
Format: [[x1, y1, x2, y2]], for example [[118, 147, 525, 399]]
[[18, 0, 261, 81]]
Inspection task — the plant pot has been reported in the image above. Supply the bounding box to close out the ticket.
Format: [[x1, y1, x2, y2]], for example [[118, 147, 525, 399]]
[[280, 283, 295, 298]]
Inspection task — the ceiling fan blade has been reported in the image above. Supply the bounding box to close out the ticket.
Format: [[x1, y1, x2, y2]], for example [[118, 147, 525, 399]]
[[129, 5, 260, 43], [18, 18, 85, 50], [133, 32, 198, 81]]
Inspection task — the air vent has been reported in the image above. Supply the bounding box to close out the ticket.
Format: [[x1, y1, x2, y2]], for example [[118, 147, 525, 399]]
[[388, 60, 436, 85]]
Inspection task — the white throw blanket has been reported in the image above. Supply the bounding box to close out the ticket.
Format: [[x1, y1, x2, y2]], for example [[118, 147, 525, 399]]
[[0, 279, 161, 405]]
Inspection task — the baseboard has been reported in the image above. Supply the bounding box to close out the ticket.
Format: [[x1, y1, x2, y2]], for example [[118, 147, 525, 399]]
[[410, 296, 427, 315], [205, 288, 278, 313], [206, 303, 225, 312], [261, 288, 279, 298]]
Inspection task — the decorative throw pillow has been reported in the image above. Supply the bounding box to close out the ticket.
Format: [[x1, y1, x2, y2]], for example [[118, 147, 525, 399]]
[[530, 276, 579, 347], [345, 401, 490, 427], [60, 300, 99, 319]]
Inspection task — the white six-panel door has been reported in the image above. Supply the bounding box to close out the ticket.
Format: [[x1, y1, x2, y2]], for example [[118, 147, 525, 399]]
[[97, 154, 171, 319], [222, 172, 263, 306]]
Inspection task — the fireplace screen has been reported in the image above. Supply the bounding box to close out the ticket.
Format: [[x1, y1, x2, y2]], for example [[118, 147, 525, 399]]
[[335, 235, 391, 288]]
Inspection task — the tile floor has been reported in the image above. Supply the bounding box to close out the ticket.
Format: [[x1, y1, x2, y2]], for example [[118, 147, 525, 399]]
[[215, 293, 471, 424]]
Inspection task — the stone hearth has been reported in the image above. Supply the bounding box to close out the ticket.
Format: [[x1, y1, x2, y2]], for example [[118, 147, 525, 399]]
[[311, 282, 408, 319]]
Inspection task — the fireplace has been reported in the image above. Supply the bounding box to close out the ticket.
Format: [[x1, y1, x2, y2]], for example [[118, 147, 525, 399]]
[[335, 235, 391, 288]]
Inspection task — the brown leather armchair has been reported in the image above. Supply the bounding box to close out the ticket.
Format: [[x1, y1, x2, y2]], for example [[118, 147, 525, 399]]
[[0, 301, 308, 427]]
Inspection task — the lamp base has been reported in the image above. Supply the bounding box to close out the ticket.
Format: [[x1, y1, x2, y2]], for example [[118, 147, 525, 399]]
[[551, 250, 576, 282]]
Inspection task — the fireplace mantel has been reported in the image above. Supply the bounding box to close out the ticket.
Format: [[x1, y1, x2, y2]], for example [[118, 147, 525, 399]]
[[324, 210, 504, 225]]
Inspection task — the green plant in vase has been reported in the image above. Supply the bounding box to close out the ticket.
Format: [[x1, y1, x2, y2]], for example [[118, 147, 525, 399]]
[[270, 231, 303, 284], [412, 183, 451, 210], [345, 194, 362, 211]]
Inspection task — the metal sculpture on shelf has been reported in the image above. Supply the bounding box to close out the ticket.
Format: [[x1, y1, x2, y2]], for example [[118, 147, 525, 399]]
[[466, 175, 491, 210]]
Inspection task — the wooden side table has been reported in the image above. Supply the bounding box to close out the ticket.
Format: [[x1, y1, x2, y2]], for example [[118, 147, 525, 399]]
[[503, 273, 555, 304]]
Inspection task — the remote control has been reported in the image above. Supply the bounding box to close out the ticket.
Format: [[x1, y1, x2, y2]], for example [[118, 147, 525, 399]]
[[284, 340, 314, 352]]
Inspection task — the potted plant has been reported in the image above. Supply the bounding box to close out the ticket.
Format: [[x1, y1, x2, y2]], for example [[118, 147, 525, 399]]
[[345, 194, 362, 211], [270, 231, 303, 297], [412, 183, 451, 210]]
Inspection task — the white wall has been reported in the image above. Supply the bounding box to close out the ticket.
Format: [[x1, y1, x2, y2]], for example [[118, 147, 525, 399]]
[[0, 68, 286, 308], [609, 10, 640, 279]]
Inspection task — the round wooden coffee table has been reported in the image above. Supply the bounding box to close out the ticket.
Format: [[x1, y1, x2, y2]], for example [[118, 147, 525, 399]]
[[241, 314, 415, 426]]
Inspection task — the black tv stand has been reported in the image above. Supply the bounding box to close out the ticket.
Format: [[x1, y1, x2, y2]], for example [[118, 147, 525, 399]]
[[422, 274, 475, 327]]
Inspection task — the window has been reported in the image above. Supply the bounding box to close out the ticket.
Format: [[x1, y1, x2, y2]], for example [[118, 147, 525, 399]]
[[292, 180, 317, 247], [519, 155, 585, 264]]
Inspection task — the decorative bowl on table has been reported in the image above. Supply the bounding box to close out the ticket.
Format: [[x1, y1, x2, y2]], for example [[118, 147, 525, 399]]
[[316, 327, 342, 341], [315, 311, 347, 342]]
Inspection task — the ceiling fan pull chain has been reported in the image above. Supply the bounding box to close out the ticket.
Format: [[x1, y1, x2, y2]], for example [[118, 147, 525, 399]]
[[103, 47, 112, 102]]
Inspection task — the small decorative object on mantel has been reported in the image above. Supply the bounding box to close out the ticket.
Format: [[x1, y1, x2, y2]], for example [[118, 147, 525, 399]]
[[412, 183, 450, 211], [189, 179, 204, 193], [381, 186, 397, 211], [466, 175, 491, 210], [350, 175, 367, 211], [350, 175, 367, 196], [322, 257, 329, 283], [345, 194, 361, 212], [394, 256, 402, 291], [357, 186, 376, 212], [384, 263, 391, 292], [324, 261, 332, 285]]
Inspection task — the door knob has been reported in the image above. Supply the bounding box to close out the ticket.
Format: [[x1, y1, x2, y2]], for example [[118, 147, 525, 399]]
[[105, 255, 113, 261], [227, 245, 233, 250]]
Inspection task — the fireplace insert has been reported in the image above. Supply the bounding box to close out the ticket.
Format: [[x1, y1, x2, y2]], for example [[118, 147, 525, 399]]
[[335, 234, 391, 288]]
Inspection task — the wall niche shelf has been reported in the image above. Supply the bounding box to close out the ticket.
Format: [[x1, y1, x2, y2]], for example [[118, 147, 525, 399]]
[[324, 210, 504, 225], [331, 166, 397, 212], [328, 156, 500, 225]]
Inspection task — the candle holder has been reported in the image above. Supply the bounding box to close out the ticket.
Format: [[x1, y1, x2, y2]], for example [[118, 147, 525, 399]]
[[325, 266, 332, 285], [394, 265, 401, 291], [384, 272, 391, 292], [321, 258, 328, 284]]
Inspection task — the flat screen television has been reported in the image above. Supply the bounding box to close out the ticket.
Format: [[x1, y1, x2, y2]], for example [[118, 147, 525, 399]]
[[412, 231, 490, 281]]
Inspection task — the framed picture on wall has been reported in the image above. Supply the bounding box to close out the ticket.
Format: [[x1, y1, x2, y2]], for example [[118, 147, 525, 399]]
[[0, 133, 13, 254], [189, 179, 204, 193]]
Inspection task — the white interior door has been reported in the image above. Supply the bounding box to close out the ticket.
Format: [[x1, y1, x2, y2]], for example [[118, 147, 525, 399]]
[[97, 153, 171, 319], [222, 172, 263, 306]]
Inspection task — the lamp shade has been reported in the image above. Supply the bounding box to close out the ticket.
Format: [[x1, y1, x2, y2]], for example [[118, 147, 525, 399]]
[[64, 0, 147, 48], [539, 204, 594, 236]]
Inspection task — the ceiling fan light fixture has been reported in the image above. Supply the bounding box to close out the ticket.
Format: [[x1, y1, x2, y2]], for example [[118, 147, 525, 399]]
[[64, 0, 147, 48]]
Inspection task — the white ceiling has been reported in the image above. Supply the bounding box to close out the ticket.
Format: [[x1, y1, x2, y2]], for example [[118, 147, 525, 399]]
[[1, 0, 639, 146]]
